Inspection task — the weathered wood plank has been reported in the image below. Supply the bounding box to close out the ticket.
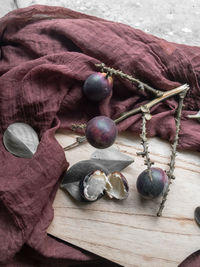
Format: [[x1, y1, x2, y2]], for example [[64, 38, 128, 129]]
[[47, 130, 200, 267]]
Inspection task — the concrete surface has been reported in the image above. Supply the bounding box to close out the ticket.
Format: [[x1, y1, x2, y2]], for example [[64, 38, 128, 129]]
[[0, 0, 200, 47]]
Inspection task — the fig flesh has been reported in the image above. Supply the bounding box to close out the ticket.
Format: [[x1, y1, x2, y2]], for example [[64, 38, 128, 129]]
[[106, 172, 129, 200], [79, 170, 129, 202], [79, 170, 107, 202]]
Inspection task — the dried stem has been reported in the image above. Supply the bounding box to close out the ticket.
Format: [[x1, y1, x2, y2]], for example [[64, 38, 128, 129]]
[[95, 63, 164, 97], [71, 123, 86, 131], [187, 111, 200, 120], [114, 84, 189, 124], [137, 107, 154, 180], [64, 136, 86, 151], [157, 89, 188, 216]]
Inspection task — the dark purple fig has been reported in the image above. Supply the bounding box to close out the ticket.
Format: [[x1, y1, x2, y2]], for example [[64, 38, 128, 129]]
[[79, 170, 107, 202], [136, 167, 168, 199], [85, 116, 118, 149], [106, 171, 129, 200], [83, 72, 113, 102]]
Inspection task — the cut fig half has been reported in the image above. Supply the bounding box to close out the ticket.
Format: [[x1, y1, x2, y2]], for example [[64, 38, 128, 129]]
[[79, 170, 107, 202], [106, 172, 129, 200]]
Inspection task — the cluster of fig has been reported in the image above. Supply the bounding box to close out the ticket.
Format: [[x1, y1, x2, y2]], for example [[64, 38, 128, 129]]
[[83, 72, 117, 149], [82, 71, 168, 201]]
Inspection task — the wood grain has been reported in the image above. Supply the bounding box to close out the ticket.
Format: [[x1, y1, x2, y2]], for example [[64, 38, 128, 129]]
[[47, 130, 200, 267]]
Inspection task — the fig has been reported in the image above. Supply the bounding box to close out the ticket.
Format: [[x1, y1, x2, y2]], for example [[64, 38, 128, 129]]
[[83, 72, 113, 101], [136, 167, 168, 199], [106, 171, 129, 200], [85, 116, 118, 149], [79, 170, 107, 202], [79, 170, 129, 202], [61, 160, 109, 202]]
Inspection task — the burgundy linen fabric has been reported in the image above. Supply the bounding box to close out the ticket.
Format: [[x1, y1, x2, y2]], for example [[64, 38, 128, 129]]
[[0, 4, 200, 266]]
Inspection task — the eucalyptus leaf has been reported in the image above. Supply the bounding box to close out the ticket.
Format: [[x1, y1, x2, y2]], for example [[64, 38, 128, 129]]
[[3, 122, 39, 158], [91, 147, 134, 172]]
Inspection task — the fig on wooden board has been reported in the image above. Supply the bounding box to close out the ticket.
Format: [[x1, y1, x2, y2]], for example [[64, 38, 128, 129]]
[[136, 167, 168, 199], [85, 116, 117, 149]]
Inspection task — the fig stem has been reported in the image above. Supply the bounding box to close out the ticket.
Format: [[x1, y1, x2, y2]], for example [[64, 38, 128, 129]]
[[137, 109, 154, 181], [95, 63, 163, 97], [64, 136, 86, 151], [105, 71, 111, 79], [71, 123, 86, 131], [114, 84, 189, 124], [157, 89, 188, 217]]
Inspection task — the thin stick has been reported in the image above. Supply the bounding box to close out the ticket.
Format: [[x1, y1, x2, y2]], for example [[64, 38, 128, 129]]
[[137, 108, 154, 180], [114, 84, 189, 124], [157, 89, 188, 216], [95, 63, 164, 97], [187, 111, 200, 120], [64, 136, 86, 151]]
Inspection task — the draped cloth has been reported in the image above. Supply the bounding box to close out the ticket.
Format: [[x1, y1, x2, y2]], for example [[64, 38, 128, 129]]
[[0, 5, 199, 266]]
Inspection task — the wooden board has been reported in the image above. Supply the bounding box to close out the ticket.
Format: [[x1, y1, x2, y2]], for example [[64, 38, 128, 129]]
[[47, 130, 200, 267]]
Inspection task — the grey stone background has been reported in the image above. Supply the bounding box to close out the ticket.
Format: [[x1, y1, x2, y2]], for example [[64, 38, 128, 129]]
[[0, 0, 200, 46]]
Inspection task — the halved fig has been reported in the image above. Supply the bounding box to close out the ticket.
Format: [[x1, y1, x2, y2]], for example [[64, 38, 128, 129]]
[[79, 170, 107, 202], [105, 171, 129, 200]]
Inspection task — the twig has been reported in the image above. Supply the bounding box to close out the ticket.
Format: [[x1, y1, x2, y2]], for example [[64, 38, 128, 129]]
[[137, 107, 154, 180], [157, 89, 188, 216], [95, 63, 164, 97], [71, 123, 86, 131], [187, 110, 200, 120], [114, 84, 189, 124], [64, 136, 86, 151]]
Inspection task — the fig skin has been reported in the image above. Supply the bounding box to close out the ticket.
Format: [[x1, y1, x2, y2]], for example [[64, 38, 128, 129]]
[[136, 167, 168, 199], [83, 72, 113, 102], [85, 116, 118, 149], [106, 171, 129, 200]]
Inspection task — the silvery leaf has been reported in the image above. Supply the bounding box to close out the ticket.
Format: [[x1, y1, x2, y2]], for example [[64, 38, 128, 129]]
[[3, 122, 39, 158], [91, 147, 134, 172]]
